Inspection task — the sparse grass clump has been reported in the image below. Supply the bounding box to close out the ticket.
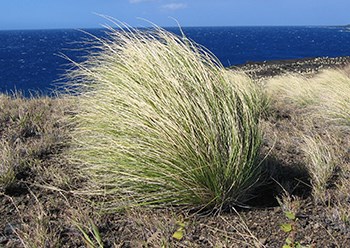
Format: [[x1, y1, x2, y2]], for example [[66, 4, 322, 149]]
[[264, 68, 350, 127], [316, 68, 350, 126], [68, 26, 264, 210], [265, 74, 319, 108], [301, 134, 337, 202]]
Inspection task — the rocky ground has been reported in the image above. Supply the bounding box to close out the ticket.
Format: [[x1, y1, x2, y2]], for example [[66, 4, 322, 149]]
[[0, 56, 350, 247], [232, 56, 350, 79]]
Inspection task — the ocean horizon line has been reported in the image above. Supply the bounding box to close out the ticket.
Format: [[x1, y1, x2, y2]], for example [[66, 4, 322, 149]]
[[0, 24, 349, 32]]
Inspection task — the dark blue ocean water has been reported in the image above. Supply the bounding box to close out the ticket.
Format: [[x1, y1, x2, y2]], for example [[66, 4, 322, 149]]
[[1, 26, 350, 95]]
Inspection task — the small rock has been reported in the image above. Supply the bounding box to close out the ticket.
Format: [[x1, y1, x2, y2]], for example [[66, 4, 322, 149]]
[[0, 236, 8, 244], [259, 238, 267, 245], [4, 223, 19, 236]]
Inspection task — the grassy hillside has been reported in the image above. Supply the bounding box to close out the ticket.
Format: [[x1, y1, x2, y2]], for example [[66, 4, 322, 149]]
[[1, 27, 350, 247]]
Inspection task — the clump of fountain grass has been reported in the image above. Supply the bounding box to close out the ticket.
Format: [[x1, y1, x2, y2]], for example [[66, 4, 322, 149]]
[[264, 68, 350, 127], [68, 24, 264, 211], [301, 133, 337, 203], [265, 73, 320, 108], [316, 68, 350, 126]]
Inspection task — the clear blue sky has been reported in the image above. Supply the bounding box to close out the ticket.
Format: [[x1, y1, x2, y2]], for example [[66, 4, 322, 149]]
[[0, 0, 349, 30]]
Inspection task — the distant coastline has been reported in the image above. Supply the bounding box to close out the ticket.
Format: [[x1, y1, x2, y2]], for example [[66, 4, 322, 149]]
[[233, 56, 350, 78]]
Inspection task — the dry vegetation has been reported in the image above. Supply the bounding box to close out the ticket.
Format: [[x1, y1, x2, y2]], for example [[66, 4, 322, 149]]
[[262, 67, 350, 246], [1, 26, 350, 247]]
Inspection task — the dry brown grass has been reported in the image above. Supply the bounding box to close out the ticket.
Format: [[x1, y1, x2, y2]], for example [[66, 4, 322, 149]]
[[301, 133, 338, 203], [11, 192, 61, 247], [0, 93, 74, 191]]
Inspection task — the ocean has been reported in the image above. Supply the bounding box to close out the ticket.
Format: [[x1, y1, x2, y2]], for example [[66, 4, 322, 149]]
[[1, 26, 350, 95]]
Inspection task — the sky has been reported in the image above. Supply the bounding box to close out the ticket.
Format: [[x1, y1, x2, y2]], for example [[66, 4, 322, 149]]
[[0, 0, 349, 30]]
